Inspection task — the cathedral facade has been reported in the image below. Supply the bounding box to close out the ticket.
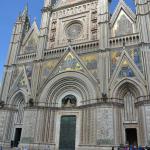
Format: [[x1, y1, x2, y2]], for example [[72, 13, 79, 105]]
[[0, 0, 150, 149]]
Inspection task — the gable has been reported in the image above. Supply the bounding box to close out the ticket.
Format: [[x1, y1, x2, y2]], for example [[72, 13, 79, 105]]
[[40, 46, 98, 87], [111, 48, 142, 75], [110, 0, 136, 37], [109, 50, 145, 88], [21, 21, 39, 54], [112, 9, 135, 37], [9, 67, 31, 95]]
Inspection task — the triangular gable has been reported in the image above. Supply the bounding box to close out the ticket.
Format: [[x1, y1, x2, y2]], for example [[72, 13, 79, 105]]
[[109, 50, 145, 87], [43, 46, 98, 83], [9, 66, 31, 95], [110, 0, 136, 26], [21, 21, 39, 54]]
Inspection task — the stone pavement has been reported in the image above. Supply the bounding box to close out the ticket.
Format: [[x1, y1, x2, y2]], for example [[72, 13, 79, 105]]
[[2, 147, 16, 150]]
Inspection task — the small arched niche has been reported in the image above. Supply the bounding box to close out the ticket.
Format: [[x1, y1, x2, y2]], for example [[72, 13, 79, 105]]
[[62, 94, 77, 107]]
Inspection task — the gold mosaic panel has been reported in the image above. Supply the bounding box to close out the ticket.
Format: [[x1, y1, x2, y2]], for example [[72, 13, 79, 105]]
[[42, 59, 58, 80]]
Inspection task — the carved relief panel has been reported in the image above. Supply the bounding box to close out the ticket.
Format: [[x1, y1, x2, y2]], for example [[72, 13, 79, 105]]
[[56, 14, 89, 46], [91, 11, 98, 40], [48, 1, 98, 49], [48, 19, 57, 49]]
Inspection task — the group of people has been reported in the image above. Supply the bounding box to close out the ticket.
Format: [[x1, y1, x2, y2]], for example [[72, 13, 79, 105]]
[[112, 145, 150, 150]]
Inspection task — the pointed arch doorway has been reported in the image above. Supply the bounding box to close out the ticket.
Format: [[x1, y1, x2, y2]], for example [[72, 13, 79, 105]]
[[115, 81, 142, 145], [11, 92, 25, 147]]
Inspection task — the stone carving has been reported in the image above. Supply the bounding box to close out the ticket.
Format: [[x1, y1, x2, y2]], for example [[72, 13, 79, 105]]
[[21, 110, 37, 143], [96, 108, 114, 145], [91, 11, 97, 40], [145, 106, 150, 144], [49, 20, 57, 48], [0, 111, 5, 140], [25, 65, 33, 86], [62, 95, 77, 107]]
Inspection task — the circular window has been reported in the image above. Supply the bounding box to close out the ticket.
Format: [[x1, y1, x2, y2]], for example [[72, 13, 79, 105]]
[[66, 22, 82, 39]]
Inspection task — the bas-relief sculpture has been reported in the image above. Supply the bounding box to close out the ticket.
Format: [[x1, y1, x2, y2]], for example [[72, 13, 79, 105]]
[[97, 108, 114, 145], [0, 0, 150, 149]]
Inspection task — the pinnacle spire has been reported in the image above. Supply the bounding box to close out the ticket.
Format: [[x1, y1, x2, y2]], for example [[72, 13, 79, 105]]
[[22, 3, 28, 17]]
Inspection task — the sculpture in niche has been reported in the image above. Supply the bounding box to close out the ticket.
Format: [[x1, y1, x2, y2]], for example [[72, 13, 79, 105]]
[[25, 65, 33, 86], [62, 95, 77, 107], [17, 75, 26, 88]]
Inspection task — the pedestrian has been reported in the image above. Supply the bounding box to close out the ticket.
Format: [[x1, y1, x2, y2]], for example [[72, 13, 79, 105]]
[[124, 145, 129, 150], [138, 145, 142, 150], [129, 145, 133, 150]]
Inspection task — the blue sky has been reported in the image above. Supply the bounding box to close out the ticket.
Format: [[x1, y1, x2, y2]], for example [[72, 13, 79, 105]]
[[0, 0, 135, 84]]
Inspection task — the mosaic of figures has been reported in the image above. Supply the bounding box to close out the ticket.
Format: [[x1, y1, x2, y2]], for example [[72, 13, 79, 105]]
[[41, 52, 98, 81], [80, 53, 98, 78], [41, 59, 58, 81], [10, 65, 33, 88], [57, 52, 83, 73], [111, 48, 142, 77]]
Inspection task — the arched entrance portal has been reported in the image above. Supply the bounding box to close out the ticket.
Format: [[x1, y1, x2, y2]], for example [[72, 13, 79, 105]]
[[11, 92, 25, 147], [118, 82, 140, 145], [59, 95, 77, 150]]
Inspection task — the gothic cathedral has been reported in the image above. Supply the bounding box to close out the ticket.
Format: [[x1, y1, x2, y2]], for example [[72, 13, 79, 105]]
[[0, 0, 150, 149]]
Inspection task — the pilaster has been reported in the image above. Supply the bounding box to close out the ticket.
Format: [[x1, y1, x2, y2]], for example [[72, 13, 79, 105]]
[[135, 0, 150, 43], [97, 0, 110, 50]]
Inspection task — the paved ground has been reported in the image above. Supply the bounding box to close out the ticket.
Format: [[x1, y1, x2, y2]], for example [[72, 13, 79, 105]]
[[2, 148, 17, 150]]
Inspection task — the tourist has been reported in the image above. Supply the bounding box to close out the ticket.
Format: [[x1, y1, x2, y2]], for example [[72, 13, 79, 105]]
[[124, 145, 129, 150]]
